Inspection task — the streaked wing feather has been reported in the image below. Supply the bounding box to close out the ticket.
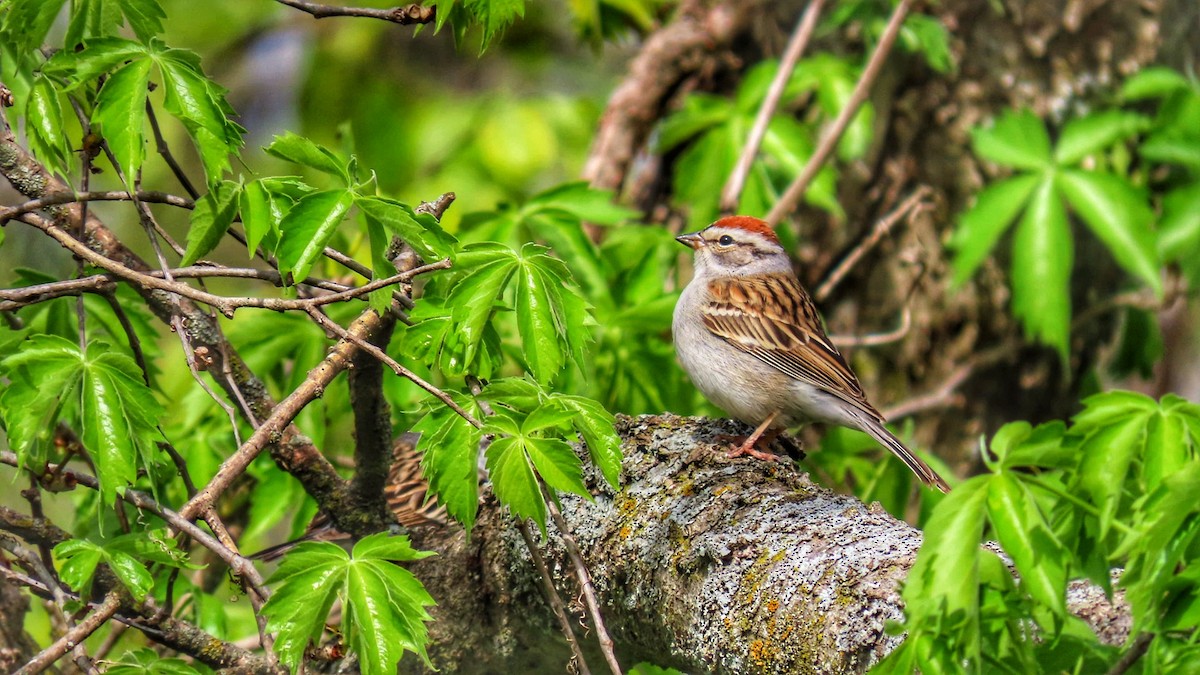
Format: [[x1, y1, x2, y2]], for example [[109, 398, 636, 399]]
[[703, 275, 882, 420]]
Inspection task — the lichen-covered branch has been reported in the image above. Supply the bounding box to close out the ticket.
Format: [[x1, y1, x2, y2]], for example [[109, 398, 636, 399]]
[[404, 414, 1131, 674]]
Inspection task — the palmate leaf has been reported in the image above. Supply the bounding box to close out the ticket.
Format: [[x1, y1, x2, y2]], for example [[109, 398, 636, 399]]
[[1010, 176, 1072, 360], [0, 336, 163, 504], [413, 395, 485, 533], [275, 188, 355, 283], [950, 174, 1041, 286], [54, 536, 154, 601], [25, 76, 72, 177], [987, 472, 1067, 617], [93, 57, 153, 186], [262, 534, 434, 673], [41, 37, 241, 185], [156, 47, 244, 183], [181, 180, 241, 266]]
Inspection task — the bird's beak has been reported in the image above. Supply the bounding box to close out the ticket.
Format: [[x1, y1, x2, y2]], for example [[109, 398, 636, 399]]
[[675, 231, 703, 249]]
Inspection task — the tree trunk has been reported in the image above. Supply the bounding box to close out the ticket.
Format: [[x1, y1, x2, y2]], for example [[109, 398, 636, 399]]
[[403, 414, 1130, 674]]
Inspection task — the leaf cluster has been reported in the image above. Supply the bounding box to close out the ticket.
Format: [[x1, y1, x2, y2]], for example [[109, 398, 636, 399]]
[[875, 392, 1200, 674]]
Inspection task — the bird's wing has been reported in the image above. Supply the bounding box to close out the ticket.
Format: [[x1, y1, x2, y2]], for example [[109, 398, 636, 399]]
[[702, 274, 883, 421]]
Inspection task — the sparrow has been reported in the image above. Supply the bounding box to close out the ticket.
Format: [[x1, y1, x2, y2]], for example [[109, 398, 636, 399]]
[[672, 215, 951, 493]]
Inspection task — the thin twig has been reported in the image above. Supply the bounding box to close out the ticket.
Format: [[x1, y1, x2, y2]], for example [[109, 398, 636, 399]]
[[145, 101, 199, 200], [765, 0, 913, 226], [274, 0, 435, 24], [0, 451, 270, 605], [720, 0, 824, 212], [14, 591, 121, 675], [517, 520, 593, 675], [829, 308, 910, 348], [814, 187, 930, 303], [545, 497, 622, 675], [1105, 632, 1154, 675], [13, 212, 446, 316], [0, 265, 361, 310], [881, 343, 1018, 421], [100, 292, 151, 385], [306, 307, 482, 428]]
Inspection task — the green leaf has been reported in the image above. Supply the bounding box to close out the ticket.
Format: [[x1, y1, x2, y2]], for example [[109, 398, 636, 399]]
[[950, 173, 1040, 285], [263, 535, 435, 671], [524, 436, 590, 498], [904, 476, 990, 618], [1158, 183, 1200, 274], [413, 397, 483, 533], [41, 37, 148, 88], [356, 196, 458, 261], [1056, 169, 1161, 295], [523, 181, 639, 226], [116, 0, 165, 40], [55, 539, 105, 599], [66, 0, 125, 47], [1054, 111, 1148, 165], [443, 246, 519, 366], [181, 181, 241, 266], [1121, 67, 1190, 101], [106, 548, 154, 600], [25, 76, 72, 177], [92, 56, 152, 186], [486, 435, 546, 526], [105, 648, 203, 675], [1, 0, 68, 58], [80, 342, 165, 505], [156, 47, 243, 183], [1074, 410, 1149, 537], [554, 394, 621, 488], [275, 188, 355, 283], [265, 132, 350, 182], [516, 261, 564, 384], [988, 472, 1066, 616], [972, 110, 1052, 170], [239, 179, 277, 257], [1010, 175, 1072, 360], [54, 537, 153, 601], [0, 335, 87, 468], [262, 543, 348, 669]]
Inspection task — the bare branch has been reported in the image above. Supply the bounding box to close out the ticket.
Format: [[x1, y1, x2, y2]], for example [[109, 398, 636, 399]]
[[814, 187, 931, 303], [306, 307, 482, 428], [11, 213, 448, 317], [546, 497, 621, 675], [274, 0, 435, 24], [14, 593, 121, 675], [516, 520, 593, 675], [720, 0, 825, 212], [765, 0, 913, 226]]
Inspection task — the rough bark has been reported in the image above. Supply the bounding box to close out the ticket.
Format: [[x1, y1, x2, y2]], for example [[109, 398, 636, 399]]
[[402, 414, 1130, 674]]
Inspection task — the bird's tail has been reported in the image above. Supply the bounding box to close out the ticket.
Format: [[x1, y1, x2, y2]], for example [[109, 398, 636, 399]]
[[861, 420, 951, 493]]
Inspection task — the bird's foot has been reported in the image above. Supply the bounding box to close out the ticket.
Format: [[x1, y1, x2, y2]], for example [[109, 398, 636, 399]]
[[716, 430, 786, 462]]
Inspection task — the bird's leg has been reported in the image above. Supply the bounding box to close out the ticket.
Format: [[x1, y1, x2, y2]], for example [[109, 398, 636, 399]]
[[726, 411, 784, 461]]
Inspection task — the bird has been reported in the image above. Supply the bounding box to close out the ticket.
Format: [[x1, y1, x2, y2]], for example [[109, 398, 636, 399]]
[[671, 215, 951, 493], [250, 434, 446, 562]]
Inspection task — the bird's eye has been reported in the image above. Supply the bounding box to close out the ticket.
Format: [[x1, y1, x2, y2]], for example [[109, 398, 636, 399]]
[[717, 235, 734, 246]]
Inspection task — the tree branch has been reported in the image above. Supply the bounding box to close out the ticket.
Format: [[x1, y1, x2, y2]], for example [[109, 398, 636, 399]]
[[404, 415, 1132, 673], [765, 0, 912, 226], [273, 0, 435, 24], [720, 0, 825, 212]]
